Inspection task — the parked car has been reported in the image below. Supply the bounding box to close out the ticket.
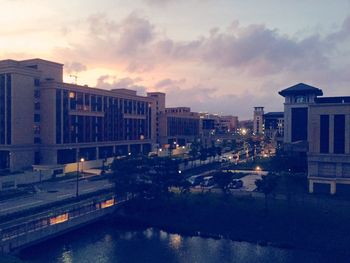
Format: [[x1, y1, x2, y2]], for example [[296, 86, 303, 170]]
[[200, 176, 215, 188], [187, 175, 204, 186], [228, 179, 243, 189]]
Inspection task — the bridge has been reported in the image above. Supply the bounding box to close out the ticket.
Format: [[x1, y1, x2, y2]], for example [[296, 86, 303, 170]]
[[0, 192, 127, 254]]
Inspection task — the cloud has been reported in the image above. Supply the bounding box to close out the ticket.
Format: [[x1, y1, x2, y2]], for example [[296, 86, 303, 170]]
[[57, 12, 157, 73], [54, 13, 350, 118], [154, 23, 335, 76], [143, 0, 219, 7], [65, 61, 87, 73], [60, 13, 350, 76], [155, 78, 186, 88], [96, 75, 147, 95]]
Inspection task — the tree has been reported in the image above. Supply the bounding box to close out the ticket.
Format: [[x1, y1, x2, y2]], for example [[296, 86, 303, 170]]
[[207, 147, 217, 163], [111, 156, 186, 200], [199, 148, 208, 165], [111, 157, 141, 198], [213, 171, 232, 194], [189, 139, 201, 167], [146, 157, 181, 198], [230, 140, 237, 151], [255, 173, 278, 213], [216, 147, 222, 161]]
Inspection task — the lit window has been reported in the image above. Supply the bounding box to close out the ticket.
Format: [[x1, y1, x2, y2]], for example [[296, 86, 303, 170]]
[[50, 213, 69, 225], [101, 199, 115, 209]]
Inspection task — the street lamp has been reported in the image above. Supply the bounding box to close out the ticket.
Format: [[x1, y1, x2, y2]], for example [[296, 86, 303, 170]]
[[80, 158, 85, 175], [76, 157, 85, 198]]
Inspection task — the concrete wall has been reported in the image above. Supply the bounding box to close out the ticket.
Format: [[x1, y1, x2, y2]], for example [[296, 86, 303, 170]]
[[64, 157, 114, 173], [40, 86, 56, 145], [0, 170, 52, 190]]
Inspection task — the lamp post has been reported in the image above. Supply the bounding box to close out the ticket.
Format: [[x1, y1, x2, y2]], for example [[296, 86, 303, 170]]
[[80, 158, 85, 176], [76, 157, 85, 198]]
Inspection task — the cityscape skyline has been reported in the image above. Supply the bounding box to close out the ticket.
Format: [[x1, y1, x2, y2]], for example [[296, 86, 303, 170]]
[[1, 2, 350, 261], [1, 0, 350, 119]]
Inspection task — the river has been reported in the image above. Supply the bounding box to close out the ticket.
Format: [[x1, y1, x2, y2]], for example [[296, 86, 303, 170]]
[[14, 221, 342, 263]]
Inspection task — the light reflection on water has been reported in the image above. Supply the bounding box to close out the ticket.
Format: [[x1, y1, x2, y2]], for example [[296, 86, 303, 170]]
[[61, 249, 72, 263], [19, 223, 342, 263], [169, 233, 182, 250]]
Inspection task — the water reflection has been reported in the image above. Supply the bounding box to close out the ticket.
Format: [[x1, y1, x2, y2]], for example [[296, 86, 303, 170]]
[[19, 223, 343, 263], [61, 249, 73, 263], [169, 234, 182, 250]]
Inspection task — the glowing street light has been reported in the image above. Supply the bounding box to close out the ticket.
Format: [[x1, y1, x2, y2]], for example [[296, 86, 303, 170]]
[[80, 158, 85, 174], [76, 157, 85, 198]]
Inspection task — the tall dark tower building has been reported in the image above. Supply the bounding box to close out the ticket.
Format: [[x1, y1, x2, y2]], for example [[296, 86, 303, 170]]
[[279, 83, 323, 151], [253, 107, 264, 135]]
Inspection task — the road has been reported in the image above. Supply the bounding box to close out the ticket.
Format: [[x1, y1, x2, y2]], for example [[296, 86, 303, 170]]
[[0, 178, 114, 217]]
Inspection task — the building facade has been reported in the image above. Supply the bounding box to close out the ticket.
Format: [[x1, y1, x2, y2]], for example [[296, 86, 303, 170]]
[[263, 112, 284, 140], [159, 107, 200, 146], [308, 97, 350, 195], [146, 92, 166, 145], [0, 59, 155, 171], [253, 107, 264, 135], [279, 83, 323, 151]]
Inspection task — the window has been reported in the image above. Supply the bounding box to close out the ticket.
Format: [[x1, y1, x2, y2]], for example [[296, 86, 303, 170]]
[[34, 90, 40, 99], [34, 102, 40, 110], [320, 115, 329, 153], [34, 124, 41, 135], [76, 92, 83, 110], [0, 74, 5, 145], [34, 78, 40, 87], [69, 91, 76, 110], [91, 95, 97, 111], [295, 96, 306, 103], [34, 114, 41, 122], [291, 107, 308, 142], [84, 94, 90, 111], [334, 114, 345, 154], [6, 75, 11, 145]]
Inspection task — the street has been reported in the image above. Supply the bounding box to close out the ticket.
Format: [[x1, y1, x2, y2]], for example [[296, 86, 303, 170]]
[[0, 178, 114, 216]]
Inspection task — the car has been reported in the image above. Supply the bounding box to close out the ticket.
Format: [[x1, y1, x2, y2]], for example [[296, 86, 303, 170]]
[[187, 175, 204, 186], [228, 179, 243, 189], [200, 176, 215, 188]]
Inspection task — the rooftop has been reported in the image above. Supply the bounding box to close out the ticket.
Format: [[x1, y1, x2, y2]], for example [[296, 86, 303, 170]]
[[279, 83, 323, 97], [264, 112, 284, 117], [315, 96, 350, 104]]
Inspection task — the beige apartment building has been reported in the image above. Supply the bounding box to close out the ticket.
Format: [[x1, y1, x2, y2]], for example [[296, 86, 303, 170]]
[[159, 107, 200, 146], [0, 59, 156, 171], [308, 97, 350, 195]]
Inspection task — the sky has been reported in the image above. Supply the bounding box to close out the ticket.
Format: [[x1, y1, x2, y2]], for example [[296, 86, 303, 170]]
[[1, 0, 350, 119]]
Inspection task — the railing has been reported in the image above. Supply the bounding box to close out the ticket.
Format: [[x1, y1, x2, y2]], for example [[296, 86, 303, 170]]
[[0, 196, 124, 243]]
